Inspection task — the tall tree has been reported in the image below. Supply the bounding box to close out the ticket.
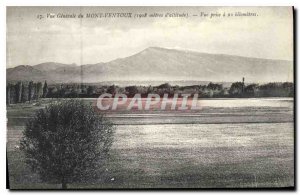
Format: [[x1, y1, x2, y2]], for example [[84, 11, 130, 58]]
[[43, 81, 48, 98], [36, 82, 43, 99], [6, 84, 11, 105], [10, 83, 17, 104], [28, 81, 34, 102], [15, 82, 22, 103], [20, 100, 115, 189], [33, 83, 38, 100], [21, 83, 28, 103]]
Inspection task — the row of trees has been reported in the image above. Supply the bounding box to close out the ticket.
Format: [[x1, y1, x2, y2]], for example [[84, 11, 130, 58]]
[[229, 82, 294, 97], [44, 82, 294, 98], [6, 81, 48, 105], [7, 81, 294, 104], [36, 82, 225, 98]]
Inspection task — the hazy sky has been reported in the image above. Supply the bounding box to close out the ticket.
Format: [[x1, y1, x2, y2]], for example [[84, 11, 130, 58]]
[[7, 6, 293, 68]]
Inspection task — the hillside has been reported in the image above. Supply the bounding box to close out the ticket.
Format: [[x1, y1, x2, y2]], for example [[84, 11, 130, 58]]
[[7, 47, 293, 83]]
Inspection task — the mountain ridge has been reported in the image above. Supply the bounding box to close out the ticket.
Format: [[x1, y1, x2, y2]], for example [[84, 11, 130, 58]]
[[7, 47, 293, 84]]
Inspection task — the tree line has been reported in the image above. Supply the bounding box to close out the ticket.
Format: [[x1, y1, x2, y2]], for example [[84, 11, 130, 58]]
[[6, 81, 48, 105], [6, 80, 294, 104]]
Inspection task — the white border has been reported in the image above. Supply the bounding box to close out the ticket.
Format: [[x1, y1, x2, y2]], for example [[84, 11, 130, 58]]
[[1, 0, 298, 195]]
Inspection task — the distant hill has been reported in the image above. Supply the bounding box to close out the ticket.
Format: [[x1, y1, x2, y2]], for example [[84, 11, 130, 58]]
[[33, 62, 77, 72], [7, 47, 293, 84], [6, 65, 47, 82]]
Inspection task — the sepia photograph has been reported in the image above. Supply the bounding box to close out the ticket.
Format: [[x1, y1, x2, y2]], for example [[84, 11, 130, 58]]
[[6, 6, 294, 189]]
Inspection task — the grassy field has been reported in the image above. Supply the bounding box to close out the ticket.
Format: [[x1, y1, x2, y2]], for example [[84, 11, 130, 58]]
[[7, 98, 294, 189]]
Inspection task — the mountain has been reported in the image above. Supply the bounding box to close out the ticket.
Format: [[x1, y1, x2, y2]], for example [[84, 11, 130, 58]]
[[6, 65, 47, 81], [6, 47, 293, 84], [33, 62, 77, 72]]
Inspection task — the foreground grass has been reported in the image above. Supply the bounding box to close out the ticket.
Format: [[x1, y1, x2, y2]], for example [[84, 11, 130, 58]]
[[7, 99, 294, 189], [8, 143, 294, 189]]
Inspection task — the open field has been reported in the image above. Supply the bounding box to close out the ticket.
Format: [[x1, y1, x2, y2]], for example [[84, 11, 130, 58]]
[[7, 98, 294, 189]]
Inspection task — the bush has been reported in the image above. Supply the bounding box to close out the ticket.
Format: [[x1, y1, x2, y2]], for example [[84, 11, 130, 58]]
[[20, 99, 115, 189]]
